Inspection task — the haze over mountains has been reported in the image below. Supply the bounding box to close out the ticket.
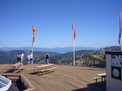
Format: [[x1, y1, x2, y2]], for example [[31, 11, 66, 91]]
[[0, 47, 100, 53]]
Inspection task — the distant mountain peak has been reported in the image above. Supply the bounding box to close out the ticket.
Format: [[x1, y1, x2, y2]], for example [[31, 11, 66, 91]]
[[0, 47, 100, 53], [0, 46, 120, 53]]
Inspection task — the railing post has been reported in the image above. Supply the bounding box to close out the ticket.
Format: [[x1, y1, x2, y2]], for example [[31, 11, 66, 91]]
[[10, 57, 11, 64]]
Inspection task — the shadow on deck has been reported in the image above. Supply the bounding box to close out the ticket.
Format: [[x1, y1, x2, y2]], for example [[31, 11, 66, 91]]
[[72, 81, 106, 91]]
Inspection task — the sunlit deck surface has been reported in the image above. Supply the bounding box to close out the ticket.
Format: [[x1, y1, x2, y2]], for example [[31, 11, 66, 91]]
[[0, 64, 106, 91]]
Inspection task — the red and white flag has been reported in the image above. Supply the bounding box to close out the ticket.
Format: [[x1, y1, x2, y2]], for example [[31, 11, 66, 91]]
[[72, 22, 76, 39], [32, 26, 36, 43]]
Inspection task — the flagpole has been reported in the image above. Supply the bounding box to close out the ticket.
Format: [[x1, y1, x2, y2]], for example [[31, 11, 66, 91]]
[[32, 43, 34, 57], [120, 11, 122, 51], [73, 38, 75, 66], [32, 27, 34, 57], [32, 26, 36, 64], [72, 22, 75, 66]]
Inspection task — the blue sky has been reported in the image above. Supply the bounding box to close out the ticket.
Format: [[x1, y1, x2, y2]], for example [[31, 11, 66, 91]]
[[0, 0, 122, 48]]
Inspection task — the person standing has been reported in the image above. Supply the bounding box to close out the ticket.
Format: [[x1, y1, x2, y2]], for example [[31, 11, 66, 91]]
[[17, 53, 21, 63], [27, 54, 30, 65], [30, 53, 33, 64], [45, 53, 50, 64], [21, 53, 24, 63]]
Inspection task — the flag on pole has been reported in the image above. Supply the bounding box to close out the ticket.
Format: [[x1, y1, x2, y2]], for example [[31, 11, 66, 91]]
[[118, 12, 122, 45], [72, 22, 76, 66], [32, 26, 36, 43], [72, 22, 76, 39], [74, 29, 76, 39]]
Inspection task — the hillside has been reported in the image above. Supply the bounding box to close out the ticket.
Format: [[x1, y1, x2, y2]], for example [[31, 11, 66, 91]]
[[0, 50, 60, 64], [0, 46, 121, 66], [75, 46, 120, 67], [53, 50, 95, 58], [0, 50, 60, 57]]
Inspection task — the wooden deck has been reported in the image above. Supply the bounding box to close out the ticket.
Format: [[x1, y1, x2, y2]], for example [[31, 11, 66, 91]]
[[0, 64, 106, 91]]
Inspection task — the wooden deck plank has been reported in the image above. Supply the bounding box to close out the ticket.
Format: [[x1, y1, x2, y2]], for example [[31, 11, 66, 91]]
[[0, 64, 106, 91]]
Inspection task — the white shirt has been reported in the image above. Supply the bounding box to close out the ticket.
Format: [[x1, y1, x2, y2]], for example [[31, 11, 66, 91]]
[[27, 55, 30, 60], [30, 54, 33, 58]]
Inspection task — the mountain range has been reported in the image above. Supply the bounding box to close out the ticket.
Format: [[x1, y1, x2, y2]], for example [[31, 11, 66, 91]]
[[0, 46, 121, 64], [0, 47, 100, 53]]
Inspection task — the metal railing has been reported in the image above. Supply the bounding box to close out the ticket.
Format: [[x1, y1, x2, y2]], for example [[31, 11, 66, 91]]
[[0, 57, 26, 64]]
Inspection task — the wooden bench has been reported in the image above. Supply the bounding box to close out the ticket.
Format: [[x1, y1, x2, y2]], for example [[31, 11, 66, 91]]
[[39, 67, 57, 75], [6, 67, 12, 71], [50, 67, 57, 72], [93, 73, 106, 83], [96, 73, 106, 81], [93, 77, 102, 83], [31, 68, 37, 73], [15, 66, 25, 73], [6, 63, 24, 72]]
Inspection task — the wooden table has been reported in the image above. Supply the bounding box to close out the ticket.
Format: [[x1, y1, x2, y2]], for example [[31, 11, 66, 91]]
[[34, 64, 54, 73], [96, 73, 106, 81], [12, 63, 23, 72], [35, 64, 54, 68]]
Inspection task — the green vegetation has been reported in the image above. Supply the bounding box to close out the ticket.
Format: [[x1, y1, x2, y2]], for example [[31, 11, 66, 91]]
[[0, 46, 121, 68]]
